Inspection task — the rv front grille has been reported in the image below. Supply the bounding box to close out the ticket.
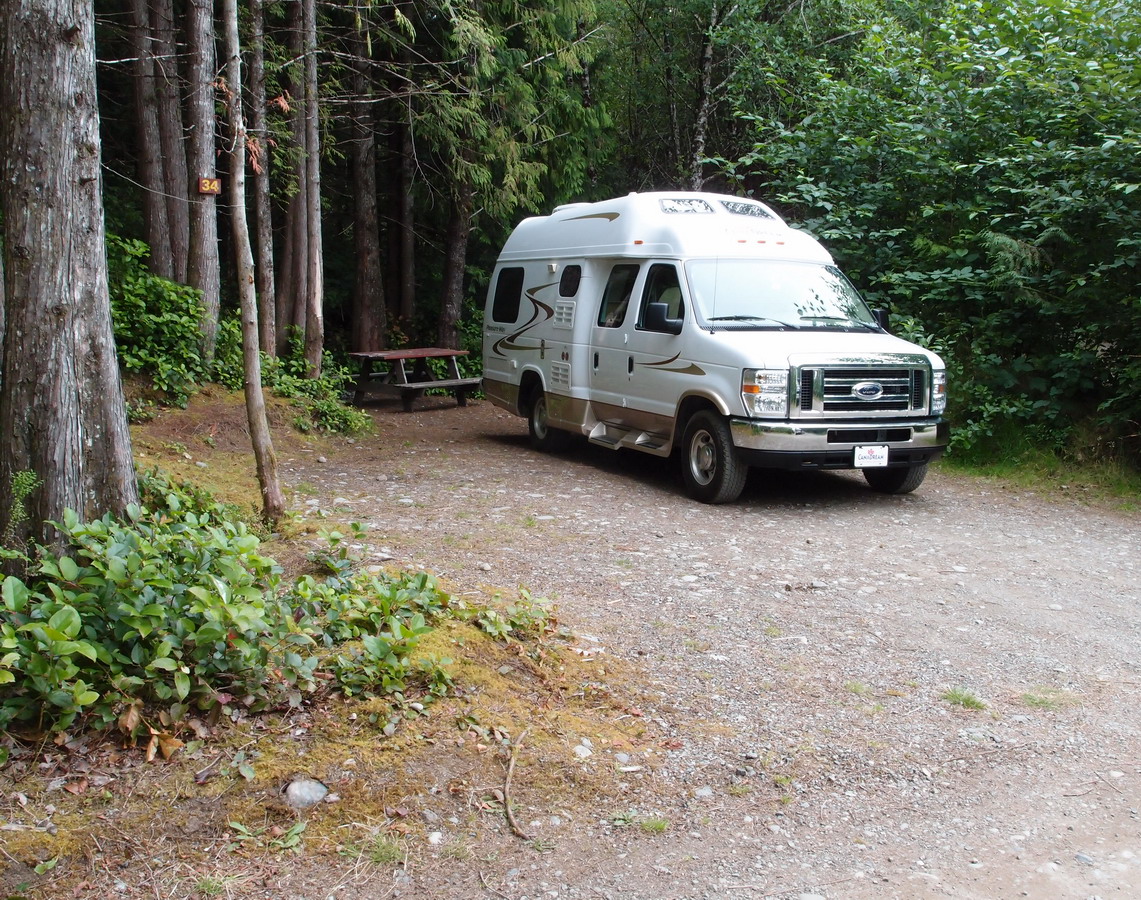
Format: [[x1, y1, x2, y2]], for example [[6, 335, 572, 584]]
[[796, 365, 930, 418]]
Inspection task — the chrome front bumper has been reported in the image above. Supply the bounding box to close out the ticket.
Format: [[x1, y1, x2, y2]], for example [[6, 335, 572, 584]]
[[730, 418, 948, 453]]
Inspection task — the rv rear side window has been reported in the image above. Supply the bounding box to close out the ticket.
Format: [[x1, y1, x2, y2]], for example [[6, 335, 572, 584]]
[[598, 264, 640, 327], [491, 267, 525, 322], [559, 265, 582, 297]]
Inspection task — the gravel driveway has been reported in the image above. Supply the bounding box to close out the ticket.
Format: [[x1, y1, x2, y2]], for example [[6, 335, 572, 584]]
[[284, 399, 1141, 899]]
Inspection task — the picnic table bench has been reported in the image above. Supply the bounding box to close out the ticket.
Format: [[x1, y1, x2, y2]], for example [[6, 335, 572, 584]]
[[348, 348, 481, 411]]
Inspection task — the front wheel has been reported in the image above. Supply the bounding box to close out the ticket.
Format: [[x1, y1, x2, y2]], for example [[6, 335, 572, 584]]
[[680, 410, 747, 503], [864, 462, 928, 494], [527, 388, 569, 452]]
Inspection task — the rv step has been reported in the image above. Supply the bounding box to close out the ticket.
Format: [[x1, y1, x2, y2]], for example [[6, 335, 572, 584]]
[[588, 421, 626, 447], [588, 422, 671, 456]]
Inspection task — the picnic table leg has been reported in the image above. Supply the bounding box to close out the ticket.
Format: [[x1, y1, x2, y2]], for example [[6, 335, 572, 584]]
[[401, 389, 424, 412], [352, 359, 373, 405], [445, 355, 468, 407]]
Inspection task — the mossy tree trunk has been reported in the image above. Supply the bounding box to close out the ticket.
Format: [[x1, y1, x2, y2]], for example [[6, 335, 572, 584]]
[[0, 0, 138, 550]]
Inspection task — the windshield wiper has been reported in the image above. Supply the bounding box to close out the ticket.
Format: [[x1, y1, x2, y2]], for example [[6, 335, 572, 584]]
[[708, 315, 795, 328], [799, 315, 879, 331]]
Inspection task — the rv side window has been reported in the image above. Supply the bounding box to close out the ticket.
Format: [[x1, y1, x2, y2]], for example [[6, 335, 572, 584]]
[[637, 264, 684, 330], [559, 265, 582, 297], [491, 267, 525, 323], [598, 264, 640, 328]]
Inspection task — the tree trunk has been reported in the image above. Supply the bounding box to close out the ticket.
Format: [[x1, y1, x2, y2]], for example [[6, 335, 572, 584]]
[[150, 0, 189, 282], [276, 0, 306, 357], [249, 0, 277, 355], [0, 249, 5, 377], [222, 0, 285, 523], [350, 17, 385, 352], [128, 0, 174, 277], [687, 2, 720, 191], [438, 178, 473, 349], [301, 0, 324, 375], [397, 117, 415, 326], [186, 0, 222, 363], [0, 0, 138, 549]]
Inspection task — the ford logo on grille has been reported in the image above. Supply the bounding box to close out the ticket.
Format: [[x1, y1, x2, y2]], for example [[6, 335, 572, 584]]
[[852, 381, 884, 401]]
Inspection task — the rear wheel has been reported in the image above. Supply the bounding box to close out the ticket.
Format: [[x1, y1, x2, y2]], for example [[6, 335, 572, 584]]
[[864, 462, 928, 494], [680, 410, 747, 503], [527, 388, 569, 452]]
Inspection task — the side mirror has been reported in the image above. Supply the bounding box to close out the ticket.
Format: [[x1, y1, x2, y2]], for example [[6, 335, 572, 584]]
[[644, 302, 683, 335], [873, 308, 891, 333]]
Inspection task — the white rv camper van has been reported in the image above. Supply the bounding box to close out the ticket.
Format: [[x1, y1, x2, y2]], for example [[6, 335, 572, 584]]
[[482, 192, 949, 503]]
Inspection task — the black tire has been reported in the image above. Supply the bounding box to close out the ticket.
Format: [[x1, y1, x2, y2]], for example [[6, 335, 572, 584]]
[[527, 388, 569, 452], [864, 462, 929, 494], [680, 410, 747, 503]]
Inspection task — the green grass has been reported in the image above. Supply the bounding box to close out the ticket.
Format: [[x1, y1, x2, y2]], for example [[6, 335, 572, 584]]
[[1020, 688, 1070, 711], [942, 687, 986, 710], [941, 436, 1141, 508]]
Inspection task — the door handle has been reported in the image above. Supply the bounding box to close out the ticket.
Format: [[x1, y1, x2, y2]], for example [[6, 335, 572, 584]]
[[593, 352, 599, 369], [628, 356, 634, 374]]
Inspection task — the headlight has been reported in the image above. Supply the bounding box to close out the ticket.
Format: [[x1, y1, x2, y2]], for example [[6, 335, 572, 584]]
[[742, 368, 788, 417], [931, 369, 947, 415]]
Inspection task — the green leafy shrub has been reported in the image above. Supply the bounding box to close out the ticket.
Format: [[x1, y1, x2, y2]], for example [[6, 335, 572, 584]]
[[264, 349, 372, 435], [107, 235, 208, 404], [732, 0, 1141, 464], [0, 477, 546, 739], [107, 242, 367, 434]]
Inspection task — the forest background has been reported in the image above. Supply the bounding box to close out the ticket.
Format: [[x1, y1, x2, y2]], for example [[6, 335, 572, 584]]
[[3, 0, 1141, 491]]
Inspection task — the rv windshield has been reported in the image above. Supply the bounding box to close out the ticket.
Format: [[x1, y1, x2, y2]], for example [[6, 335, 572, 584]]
[[685, 259, 879, 331]]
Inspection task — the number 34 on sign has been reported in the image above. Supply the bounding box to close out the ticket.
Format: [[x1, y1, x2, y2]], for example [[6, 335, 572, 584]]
[[198, 178, 222, 195]]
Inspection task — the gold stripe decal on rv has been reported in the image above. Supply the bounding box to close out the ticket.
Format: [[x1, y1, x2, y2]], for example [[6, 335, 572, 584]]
[[492, 282, 557, 357], [565, 212, 620, 222], [637, 352, 705, 376]]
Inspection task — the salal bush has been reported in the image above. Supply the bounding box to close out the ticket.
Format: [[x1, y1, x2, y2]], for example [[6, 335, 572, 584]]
[[0, 474, 450, 735]]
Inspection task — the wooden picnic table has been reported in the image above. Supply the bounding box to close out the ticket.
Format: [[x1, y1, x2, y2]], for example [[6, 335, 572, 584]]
[[348, 347, 481, 411]]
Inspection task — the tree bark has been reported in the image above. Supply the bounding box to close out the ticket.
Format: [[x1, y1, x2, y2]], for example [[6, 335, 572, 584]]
[[438, 178, 473, 349], [301, 0, 324, 375], [687, 2, 721, 191], [249, 0, 277, 355], [128, 0, 174, 277], [150, 0, 189, 282], [276, 0, 306, 357], [0, 248, 5, 377], [396, 116, 415, 326], [0, 0, 138, 548], [186, 0, 222, 363], [350, 17, 385, 352], [222, 0, 285, 523]]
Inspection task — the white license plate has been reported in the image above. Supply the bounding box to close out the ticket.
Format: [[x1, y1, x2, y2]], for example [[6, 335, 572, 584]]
[[854, 445, 889, 468]]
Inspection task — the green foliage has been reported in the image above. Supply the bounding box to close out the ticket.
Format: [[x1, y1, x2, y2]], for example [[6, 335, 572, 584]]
[[1, 471, 41, 554], [264, 348, 372, 435], [106, 246, 368, 434], [731, 0, 1141, 463], [0, 477, 523, 737], [475, 588, 558, 642], [942, 687, 986, 710], [107, 235, 209, 404]]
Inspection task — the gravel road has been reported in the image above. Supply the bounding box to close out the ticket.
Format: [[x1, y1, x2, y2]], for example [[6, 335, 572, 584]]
[[284, 399, 1141, 900]]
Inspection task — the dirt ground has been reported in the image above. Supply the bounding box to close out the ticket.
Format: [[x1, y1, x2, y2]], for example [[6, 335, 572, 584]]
[[6, 395, 1141, 899]]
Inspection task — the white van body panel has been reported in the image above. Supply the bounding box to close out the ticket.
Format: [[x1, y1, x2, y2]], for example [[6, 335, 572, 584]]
[[482, 192, 948, 498]]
